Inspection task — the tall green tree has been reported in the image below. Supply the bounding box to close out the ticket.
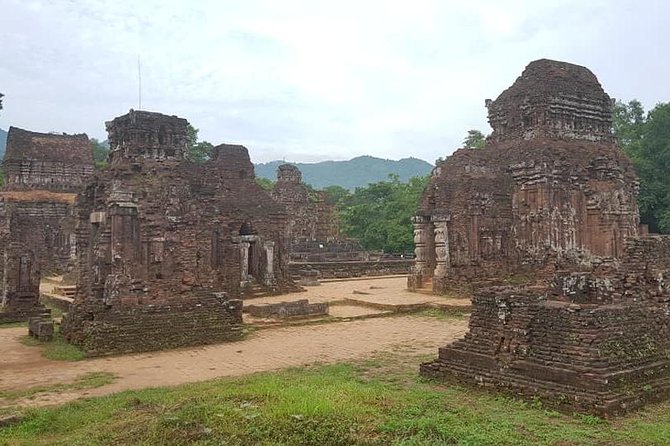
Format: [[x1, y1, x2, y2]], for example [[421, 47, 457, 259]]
[[613, 99, 645, 148], [91, 138, 109, 168], [322, 185, 350, 206], [614, 100, 670, 233], [186, 124, 214, 163], [463, 129, 486, 149], [0, 92, 4, 111], [338, 174, 428, 253]]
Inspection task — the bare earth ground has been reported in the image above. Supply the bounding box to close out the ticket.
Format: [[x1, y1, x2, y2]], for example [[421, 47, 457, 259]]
[[1, 277, 469, 408], [260, 276, 471, 309]]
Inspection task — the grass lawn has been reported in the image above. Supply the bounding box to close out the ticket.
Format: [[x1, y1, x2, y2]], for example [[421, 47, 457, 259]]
[[2, 352, 670, 445]]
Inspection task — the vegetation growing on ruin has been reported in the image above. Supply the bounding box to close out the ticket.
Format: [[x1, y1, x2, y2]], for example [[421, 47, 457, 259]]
[[463, 129, 487, 149], [186, 124, 214, 163], [3, 353, 670, 445]]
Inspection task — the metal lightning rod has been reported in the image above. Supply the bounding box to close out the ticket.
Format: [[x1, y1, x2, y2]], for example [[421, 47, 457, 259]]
[[138, 55, 142, 110]]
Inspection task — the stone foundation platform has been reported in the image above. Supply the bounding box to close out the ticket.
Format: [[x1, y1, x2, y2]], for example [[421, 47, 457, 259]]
[[420, 286, 670, 416], [62, 293, 244, 356]]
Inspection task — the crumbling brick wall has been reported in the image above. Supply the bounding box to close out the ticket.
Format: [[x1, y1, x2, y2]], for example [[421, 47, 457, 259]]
[[65, 293, 242, 356]]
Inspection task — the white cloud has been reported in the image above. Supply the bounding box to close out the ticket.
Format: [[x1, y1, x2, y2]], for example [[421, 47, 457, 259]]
[[0, 0, 668, 163]]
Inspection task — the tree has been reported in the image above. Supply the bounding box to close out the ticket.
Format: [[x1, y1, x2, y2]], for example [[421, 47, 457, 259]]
[[322, 185, 350, 206], [186, 124, 214, 163], [614, 100, 670, 233], [338, 174, 428, 253], [613, 99, 645, 148], [91, 138, 110, 168], [0, 92, 3, 111], [463, 129, 486, 149]]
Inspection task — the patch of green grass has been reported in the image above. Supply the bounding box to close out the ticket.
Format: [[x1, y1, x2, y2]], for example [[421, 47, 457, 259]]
[[46, 305, 64, 319], [0, 321, 27, 329], [19, 328, 85, 362], [4, 354, 670, 445], [415, 308, 468, 320], [0, 372, 116, 402]]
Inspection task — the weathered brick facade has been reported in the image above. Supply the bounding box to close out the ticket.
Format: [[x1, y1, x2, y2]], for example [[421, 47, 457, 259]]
[[62, 110, 293, 355], [3, 127, 93, 192], [409, 59, 639, 293], [0, 128, 93, 322], [418, 59, 670, 415], [271, 164, 339, 248]]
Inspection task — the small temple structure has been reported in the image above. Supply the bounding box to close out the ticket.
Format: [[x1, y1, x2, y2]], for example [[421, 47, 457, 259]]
[[409, 59, 639, 294], [0, 128, 94, 323], [271, 163, 339, 249], [61, 110, 293, 355], [417, 59, 670, 415]]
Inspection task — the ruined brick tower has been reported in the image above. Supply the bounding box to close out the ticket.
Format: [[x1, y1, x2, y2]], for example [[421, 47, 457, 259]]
[[409, 59, 639, 294], [0, 128, 94, 323], [419, 60, 670, 415], [62, 110, 292, 355], [271, 164, 339, 250]]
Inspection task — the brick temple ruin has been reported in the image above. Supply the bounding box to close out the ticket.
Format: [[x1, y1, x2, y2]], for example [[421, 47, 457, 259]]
[[271, 163, 414, 280], [0, 128, 94, 323], [271, 163, 339, 252], [418, 59, 670, 414], [61, 110, 294, 355]]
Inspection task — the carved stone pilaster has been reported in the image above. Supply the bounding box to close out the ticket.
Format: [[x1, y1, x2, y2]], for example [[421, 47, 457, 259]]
[[263, 241, 275, 286], [412, 216, 430, 276], [240, 241, 250, 282], [433, 220, 450, 278]]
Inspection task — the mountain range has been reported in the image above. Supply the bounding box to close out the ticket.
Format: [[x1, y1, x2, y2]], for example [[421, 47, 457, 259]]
[[255, 156, 432, 189], [0, 129, 433, 188]]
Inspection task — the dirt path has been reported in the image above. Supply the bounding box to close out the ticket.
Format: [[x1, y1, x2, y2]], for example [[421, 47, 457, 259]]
[[2, 276, 471, 407], [0, 315, 467, 408], [260, 276, 471, 308]]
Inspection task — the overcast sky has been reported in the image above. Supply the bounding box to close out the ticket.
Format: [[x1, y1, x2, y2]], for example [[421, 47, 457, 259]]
[[0, 0, 668, 164]]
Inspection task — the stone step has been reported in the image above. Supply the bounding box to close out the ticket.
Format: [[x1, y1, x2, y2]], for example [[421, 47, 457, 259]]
[[52, 286, 77, 297]]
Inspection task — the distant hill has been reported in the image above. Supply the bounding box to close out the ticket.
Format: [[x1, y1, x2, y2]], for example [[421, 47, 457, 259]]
[[0, 128, 7, 158], [255, 156, 433, 190]]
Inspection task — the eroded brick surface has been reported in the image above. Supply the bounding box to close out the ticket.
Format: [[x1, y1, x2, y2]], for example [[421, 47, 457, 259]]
[[409, 59, 639, 293]]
